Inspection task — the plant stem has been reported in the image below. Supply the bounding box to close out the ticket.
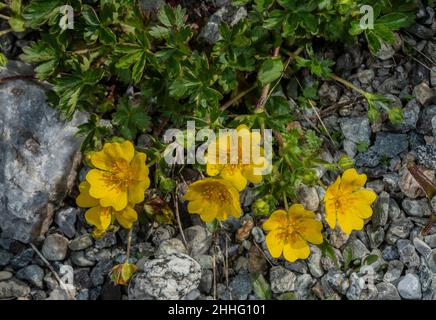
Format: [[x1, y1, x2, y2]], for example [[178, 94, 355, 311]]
[[125, 227, 133, 263], [255, 46, 281, 112], [282, 192, 289, 211], [330, 73, 368, 97], [0, 28, 12, 37], [220, 84, 257, 111], [0, 13, 10, 20]]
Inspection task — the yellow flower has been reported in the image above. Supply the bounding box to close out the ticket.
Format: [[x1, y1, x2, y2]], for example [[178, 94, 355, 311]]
[[323, 168, 377, 234], [263, 204, 323, 262], [183, 178, 241, 222], [76, 181, 138, 237], [86, 140, 150, 211], [206, 124, 266, 191]]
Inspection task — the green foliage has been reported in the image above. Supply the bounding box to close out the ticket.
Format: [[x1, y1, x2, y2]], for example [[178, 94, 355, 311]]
[[16, 0, 417, 196], [112, 97, 151, 140], [252, 273, 273, 300]]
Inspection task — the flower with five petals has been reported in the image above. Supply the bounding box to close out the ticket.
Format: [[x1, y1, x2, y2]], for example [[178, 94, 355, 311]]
[[323, 168, 377, 234], [263, 204, 323, 262]]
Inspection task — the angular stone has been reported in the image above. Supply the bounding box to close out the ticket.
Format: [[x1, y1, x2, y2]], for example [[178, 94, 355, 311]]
[[372, 132, 409, 158], [55, 207, 78, 239], [270, 266, 296, 293], [414, 82, 436, 106], [383, 260, 404, 283], [0, 279, 30, 299], [0, 61, 85, 243], [397, 273, 422, 300], [155, 238, 187, 257], [128, 253, 201, 300], [16, 265, 44, 288], [376, 282, 401, 300], [69, 234, 93, 251], [397, 239, 420, 268], [402, 198, 432, 217]]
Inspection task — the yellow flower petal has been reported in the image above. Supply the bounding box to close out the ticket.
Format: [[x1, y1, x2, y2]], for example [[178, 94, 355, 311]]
[[187, 199, 203, 214], [263, 210, 288, 231], [86, 169, 128, 211], [88, 149, 115, 172], [220, 166, 247, 191], [265, 229, 285, 258], [242, 165, 263, 184], [85, 206, 112, 231], [289, 204, 316, 220], [115, 206, 138, 229], [128, 180, 148, 205], [298, 219, 324, 244], [324, 198, 337, 229], [283, 234, 310, 262], [337, 207, 365, 234], [324, 177, 341, 229], [199, 203, 219, 222], [99, 189, 128, 211], [130, 152, 149, 182], [104, 140, 135, 164], [206, 162, 222, 176], [76, 181, 99, 208], [340, 168, 367, 193]]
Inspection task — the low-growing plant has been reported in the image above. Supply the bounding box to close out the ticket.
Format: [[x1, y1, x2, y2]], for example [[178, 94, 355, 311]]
[[0, 0, 419, 287]]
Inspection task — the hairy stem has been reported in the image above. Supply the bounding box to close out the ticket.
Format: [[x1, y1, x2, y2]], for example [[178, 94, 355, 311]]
[[220, 84, 257, 111]]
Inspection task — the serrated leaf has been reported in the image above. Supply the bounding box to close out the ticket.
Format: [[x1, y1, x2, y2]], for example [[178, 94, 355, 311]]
[[149, 25, 170, 39], [112, 97, 151, 139], [23, 0, 63, 27]]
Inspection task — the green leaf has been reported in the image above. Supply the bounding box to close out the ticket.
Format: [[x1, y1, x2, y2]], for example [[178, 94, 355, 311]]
[[0, 52, 7, 66], [277, 292, 296, 300], [112, 97, 151, 139], [82, 5, 101, 26], [363, 254, 379, 266], [377, 12, 415, 30], [23, 0, 63, 28], [149, 25, 170, 39], [318, 241, 338, 268], [343, 247, 354, 269], [99, 26, 117, 44], [20, 41, 60, 79], [258, 58, 283, 86], [252, 273, 272, 300]]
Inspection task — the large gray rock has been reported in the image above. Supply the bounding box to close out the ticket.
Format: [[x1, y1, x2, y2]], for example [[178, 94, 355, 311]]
[[128, 253, 201, 300], [0, 61, 85, 243]]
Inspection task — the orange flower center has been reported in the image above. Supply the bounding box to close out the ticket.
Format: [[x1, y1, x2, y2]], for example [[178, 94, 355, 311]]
[[102, 159, 134, 191], [201, 183, 232, 205], [276, 220, 304, 242]]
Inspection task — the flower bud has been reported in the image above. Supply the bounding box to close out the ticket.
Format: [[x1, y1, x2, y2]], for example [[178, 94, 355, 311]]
[[253, 198, 270, 217], [338, 155, 355, 170], [159, 176, 175, 193], [388, 107, 404, 124], [144, 196, 174, 225], [110, 263, 137, 286]]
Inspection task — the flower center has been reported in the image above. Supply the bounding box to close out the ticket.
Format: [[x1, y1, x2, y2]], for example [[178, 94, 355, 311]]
[[201, 183, 232, 205], [103, 159, 134, 191]]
